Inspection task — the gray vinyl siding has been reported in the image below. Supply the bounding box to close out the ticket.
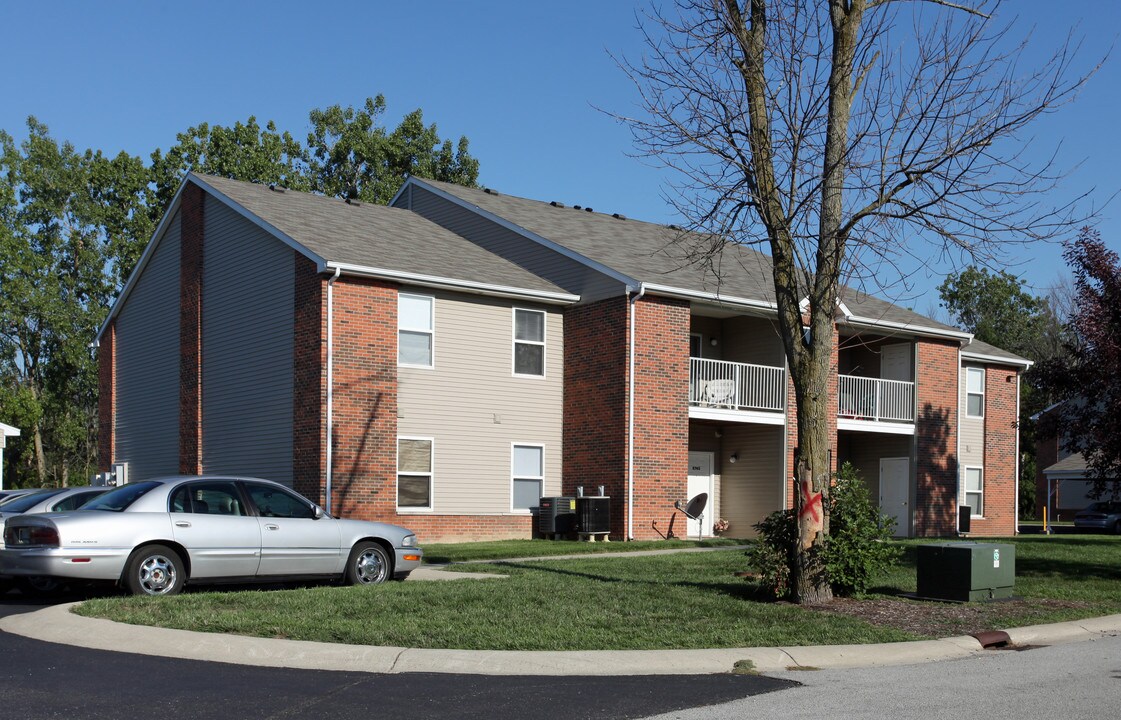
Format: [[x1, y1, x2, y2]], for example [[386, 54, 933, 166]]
[[114, 211, 182, 481], [690, 315, 783, 367], [403, 186, 624, 301], [396, 289, 563, 514], [716, 424, 785, 538], [201, 199, 295, 484]]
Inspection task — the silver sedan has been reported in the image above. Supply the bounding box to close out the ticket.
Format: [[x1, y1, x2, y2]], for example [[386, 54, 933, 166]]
[[0, 487, 109, 518], [0, 475, 423, 595]]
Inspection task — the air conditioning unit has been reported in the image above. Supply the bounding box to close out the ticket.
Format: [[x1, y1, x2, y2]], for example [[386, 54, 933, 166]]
[[576, 496, 611, 535], [538, 497, 575, 536]]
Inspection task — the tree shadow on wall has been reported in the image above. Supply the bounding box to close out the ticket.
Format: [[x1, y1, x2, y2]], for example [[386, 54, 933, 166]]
[[915, 403, 958, 536], [328, 369, 392, 517]]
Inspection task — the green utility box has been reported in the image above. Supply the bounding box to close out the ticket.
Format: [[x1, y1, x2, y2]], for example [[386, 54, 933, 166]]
[[916, 542, 1015, 602]]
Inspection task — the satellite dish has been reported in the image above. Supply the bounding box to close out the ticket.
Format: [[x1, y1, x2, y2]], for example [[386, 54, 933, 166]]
[[682, 493, 708, 520]]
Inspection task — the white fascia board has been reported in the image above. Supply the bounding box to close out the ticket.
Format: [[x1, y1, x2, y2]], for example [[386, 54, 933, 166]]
[[190, 174, 326, 267], [95, 177, 189, 345], [404, 177, 640, 291], [326, 262, 579, 305], [960, 350, 1033, 369], [836, 418, 916, 436], [642, 283, 777, 313], [842, 315, 974, 343], [688, 406, 786, 425], [0, 422, 20, 437]]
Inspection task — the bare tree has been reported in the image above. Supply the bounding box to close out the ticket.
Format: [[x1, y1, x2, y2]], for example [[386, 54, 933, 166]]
[[618, 0, 1096, 603]]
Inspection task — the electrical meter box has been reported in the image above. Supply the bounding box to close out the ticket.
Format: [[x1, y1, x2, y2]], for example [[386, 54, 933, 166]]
[[916, 542, 1015, 602]]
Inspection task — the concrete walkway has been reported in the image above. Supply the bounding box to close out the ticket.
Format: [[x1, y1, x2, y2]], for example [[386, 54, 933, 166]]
[[3, 547, 1119, 676]]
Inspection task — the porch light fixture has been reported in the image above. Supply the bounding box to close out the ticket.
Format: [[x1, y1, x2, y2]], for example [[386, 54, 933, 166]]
[[709, 337, 718, 346], [729, 453, 738, 464]]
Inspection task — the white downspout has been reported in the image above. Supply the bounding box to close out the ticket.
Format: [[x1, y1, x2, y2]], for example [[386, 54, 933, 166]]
[[325, 266, 342, 515], [627, 283, 646, 541]]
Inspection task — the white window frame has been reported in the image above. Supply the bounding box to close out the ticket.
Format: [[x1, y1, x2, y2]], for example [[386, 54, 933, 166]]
[[511, 443, 545, 513], [512, 308, 546, 378], [398, 293, 435, 369], [396, 436, 434, 512], [965, 366, 985, 418], [964, 465, 984, 518]]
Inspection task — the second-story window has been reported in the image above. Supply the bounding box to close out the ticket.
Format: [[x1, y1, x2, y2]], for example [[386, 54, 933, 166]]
[[966, 367, 985, 418], [513, 308, 545, 376], [399, 294, 434, 367]]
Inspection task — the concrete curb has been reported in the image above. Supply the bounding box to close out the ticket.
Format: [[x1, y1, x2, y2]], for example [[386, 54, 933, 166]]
[[3, 604, 1119, 676]]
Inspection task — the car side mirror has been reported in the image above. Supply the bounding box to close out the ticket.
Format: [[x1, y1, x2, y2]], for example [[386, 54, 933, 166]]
[[313, 505, 325, 520]]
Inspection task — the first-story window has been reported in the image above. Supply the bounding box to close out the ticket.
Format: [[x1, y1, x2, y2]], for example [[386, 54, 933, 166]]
[[512, 444, 544, 511], [964, 466, 983, 517], [398, 437, 433, 510]]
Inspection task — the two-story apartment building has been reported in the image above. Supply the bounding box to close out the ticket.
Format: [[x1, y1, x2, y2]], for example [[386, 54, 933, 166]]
[[97, 173, 1029, 542]]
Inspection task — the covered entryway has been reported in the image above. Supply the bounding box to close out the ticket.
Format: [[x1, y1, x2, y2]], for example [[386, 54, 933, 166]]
[[879, 457, 910, 536], [687, 452, 715, 538]]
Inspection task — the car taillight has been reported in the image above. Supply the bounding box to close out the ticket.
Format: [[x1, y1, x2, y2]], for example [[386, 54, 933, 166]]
[[3, 525, 60, 547]]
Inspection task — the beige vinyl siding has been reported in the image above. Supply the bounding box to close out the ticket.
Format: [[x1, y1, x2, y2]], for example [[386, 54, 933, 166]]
[[840, 434, 912, 501], [397, 289, 563, 514], [723, 316, 785, 367], [404, 186, 624, 301], [114, 211, 182, 481], [959, 363, 985, 506], [201, 199, 295, 484], [717, 424, 785, 538]]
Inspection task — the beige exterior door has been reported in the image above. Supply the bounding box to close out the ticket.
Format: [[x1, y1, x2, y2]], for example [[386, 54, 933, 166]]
[[879, 457, 910, 536], [881, 343, 910, 381], [687, 452, 715, 538]]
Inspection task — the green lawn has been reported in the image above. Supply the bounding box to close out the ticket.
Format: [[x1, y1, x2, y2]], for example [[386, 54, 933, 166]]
[[421, 537, 744, 563], [74, 535, 1121, 651]]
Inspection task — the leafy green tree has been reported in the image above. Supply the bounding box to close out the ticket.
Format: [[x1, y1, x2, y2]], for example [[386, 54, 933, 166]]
[[0, 119, 113, 486], [306, 95, 479, 203]]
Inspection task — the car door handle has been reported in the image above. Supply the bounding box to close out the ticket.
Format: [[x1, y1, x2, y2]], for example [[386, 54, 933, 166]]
[[175, 521, 191, 528], [265, 524, 279, 531]]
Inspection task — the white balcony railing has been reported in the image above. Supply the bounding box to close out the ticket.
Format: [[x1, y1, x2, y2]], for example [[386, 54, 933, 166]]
[[837, 375, 915, 423], [689, 358, 785, 413]]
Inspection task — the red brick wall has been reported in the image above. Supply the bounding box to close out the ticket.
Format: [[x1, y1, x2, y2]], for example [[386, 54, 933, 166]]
[[972, 366, 1018, 535], [97, 319, 115, 472], [628, 296, 690, 540], [293, 254, 325, 502], [562, 297, 629, 535], [178, 183, 204, 475], [389, 515, 535, 545], [915, 340, 959, 536], [327, 277, 398, 521]]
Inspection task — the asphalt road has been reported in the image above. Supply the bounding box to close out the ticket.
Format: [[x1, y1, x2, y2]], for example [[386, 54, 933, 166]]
[[0, 591, 796, 720]]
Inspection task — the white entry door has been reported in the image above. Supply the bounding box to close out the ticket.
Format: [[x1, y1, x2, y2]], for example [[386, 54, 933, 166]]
[[879, 457, 910, 536], [687, 452, 715, 538]]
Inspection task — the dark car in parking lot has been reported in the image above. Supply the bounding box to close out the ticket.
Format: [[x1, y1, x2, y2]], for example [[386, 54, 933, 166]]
[[1073, 501, 1121, 534]]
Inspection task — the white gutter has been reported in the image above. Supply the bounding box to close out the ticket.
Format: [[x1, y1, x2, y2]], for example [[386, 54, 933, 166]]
[[324, 266, 342, 514], [627, 283, 646, 540], [842, 315, 974, 343], [960, 350, 1034, 369], [1015, 372, 1022, 534], [324, 262, 579, 306], [641, 283, 776, 313]]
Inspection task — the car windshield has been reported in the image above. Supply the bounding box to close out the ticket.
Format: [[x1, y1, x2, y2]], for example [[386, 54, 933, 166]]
[[80, 481, 161, 512], [0, 489, 65, 513]]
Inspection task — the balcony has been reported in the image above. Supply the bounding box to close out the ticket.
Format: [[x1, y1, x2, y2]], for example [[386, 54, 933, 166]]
[[837, 374, 915, 434], [689, 358, 786, 424]]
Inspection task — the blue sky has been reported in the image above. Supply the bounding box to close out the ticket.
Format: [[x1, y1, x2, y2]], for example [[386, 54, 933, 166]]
[[2, 1, 1117, 317]]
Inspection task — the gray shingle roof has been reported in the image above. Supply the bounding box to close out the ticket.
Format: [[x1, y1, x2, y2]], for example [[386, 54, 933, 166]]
[[961, 338, 1032, 366], [193, 174, 570, 297]]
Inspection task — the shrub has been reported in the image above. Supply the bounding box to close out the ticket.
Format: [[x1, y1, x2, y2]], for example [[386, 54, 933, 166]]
[[748, 463, 901, 599], [822, 463, 902, 597]]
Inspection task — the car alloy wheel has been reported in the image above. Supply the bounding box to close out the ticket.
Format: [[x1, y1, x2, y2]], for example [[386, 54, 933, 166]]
[[346, 541, 390, 585], [125, 544, 184, 596]]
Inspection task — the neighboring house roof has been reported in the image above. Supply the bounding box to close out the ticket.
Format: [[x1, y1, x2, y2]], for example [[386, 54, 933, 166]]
[[193, 174, 574, 301], [1043, 452, 1088, 478], [406, 178, 979, 343]]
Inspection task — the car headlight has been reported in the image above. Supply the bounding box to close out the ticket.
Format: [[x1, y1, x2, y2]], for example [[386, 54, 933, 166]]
[[401, 534, 417, 548]]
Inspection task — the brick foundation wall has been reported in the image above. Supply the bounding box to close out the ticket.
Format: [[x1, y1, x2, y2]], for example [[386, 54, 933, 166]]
[[393, 514, 535, 545], [97, 319, 115, 472], [563, 297, 629, 536], [971, 366, 1018, 535], [178, 183, 204, 475], [293, 254, 325, 502], [915, 340, 959, 536], [628, 296, 691, 539], [326, 277, 399, 520]]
